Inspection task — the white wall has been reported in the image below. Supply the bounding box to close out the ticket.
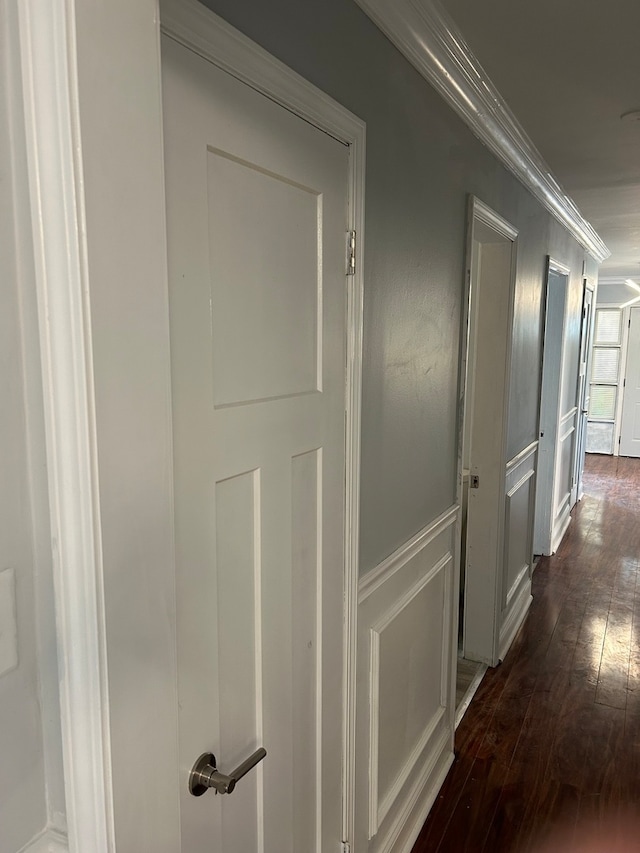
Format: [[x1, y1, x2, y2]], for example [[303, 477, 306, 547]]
[[1, 1, 66, 848]]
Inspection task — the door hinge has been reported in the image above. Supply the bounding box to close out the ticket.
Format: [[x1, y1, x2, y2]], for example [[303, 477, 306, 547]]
[[341, 843, 351, 853], [346, 230, 356, 276]]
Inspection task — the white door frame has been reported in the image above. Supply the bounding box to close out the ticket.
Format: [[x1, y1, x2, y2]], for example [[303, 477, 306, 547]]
[[533, 258, 570, 556], [17, 0, 365, 849], [574, 279, 595, 500], [619, 306, 640, 457], [457, 197, 518, 667]]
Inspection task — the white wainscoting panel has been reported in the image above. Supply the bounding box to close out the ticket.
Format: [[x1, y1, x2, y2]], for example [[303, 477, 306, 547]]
[[16, 828, 68, 853], [357, 506, 458, 853], [551, 407, 578, 553], [499, 443, 536, 660]]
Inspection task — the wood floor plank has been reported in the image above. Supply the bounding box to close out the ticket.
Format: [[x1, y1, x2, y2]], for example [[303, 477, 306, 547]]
[[411, 455, 640, 853]]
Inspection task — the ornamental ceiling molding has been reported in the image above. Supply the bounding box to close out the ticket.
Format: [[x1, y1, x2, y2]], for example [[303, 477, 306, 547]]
[[354, 0, 610, 263]]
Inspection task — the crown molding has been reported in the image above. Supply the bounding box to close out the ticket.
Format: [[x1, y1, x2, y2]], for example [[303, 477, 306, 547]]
[[599, 275, 639, 285], [353, 0, 610, 263]]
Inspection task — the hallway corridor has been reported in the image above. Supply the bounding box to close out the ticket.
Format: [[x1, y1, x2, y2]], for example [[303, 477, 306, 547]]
[[413, 454, 640, 852]]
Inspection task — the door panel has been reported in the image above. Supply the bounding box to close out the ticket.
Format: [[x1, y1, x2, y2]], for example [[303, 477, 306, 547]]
[[533, 265, 568, 556], [620, 307, 640, 457], [162, 34, 349, 852], [575, 286, 593, 499]]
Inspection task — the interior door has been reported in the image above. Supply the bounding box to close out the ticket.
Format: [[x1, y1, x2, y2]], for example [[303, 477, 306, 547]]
[[162, 34, 350, 852], [620, 307, 640, 457], [533, 263, 568, 556], [461, 204, 518, 666], [574, 285, 594, 498]]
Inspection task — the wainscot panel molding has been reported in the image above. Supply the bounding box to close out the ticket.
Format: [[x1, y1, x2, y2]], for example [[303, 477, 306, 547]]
[[16, 829, 68, 853], [368, 553, 452, 834], [359, 504, 458, 603], [505, 440, 538, 475], [352, 0, 609, 263], [375, 730, 451, 853], [499, 445, 536, 660], [552, 493, 572, 554], [356, 510, 456, 853], [560, 406, 579, 429], [551, 406, 579, 552], [499, 579, 532, 662]]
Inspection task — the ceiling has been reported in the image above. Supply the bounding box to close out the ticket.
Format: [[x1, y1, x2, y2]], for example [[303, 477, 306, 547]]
[[438, 0, 640, 281]]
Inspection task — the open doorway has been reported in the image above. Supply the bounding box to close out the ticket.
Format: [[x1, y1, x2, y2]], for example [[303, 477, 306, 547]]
[[455, 198, 518, 721], [574, 281, 594, 500], [619, 306, 640, 456], [533, 260, 594, 556], [533, 259, 570, 556]]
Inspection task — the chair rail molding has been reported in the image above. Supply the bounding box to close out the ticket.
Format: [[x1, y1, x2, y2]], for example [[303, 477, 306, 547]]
[[352, 0, 610, 264]]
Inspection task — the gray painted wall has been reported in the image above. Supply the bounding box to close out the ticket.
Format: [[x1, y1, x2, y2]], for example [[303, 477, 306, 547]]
[[200, 0, 592, 573]]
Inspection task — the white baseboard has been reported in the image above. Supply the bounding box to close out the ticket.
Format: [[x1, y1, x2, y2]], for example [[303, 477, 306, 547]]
[[395, 743, 454, 853], [17, 828, 68, 853], [551, 500, 571, 553], [499, 583, 532, 661]]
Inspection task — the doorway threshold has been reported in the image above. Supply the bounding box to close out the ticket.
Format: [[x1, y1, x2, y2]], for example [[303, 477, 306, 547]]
[[455, 657, 487, 729]]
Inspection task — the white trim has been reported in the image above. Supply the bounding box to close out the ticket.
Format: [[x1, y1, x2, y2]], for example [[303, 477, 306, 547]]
[[502, 464, 534, 611], [352, 0, 609, 263], [472, 197, 519, 241], [505, 563, 530, 608], [505, 440, 538, 474], [618, 305, 639, 456], [358, 505, 458, 602], [375, 730, 452, 853], [160, 1, 366, 846], [498, 584, 532, 661], [560, 406, 579, 428], [506, 466, 535, 501], [17, 828, 68, 853], [551, 496, 572, 553], [535, 258, 570, 555], [161, 0, 362, 145], [549, 258, 572, 277], [368, 553, 451, 835], [16, 3, 114, 852], [376, 707, 445, 833], [598, 275, 640, 288]]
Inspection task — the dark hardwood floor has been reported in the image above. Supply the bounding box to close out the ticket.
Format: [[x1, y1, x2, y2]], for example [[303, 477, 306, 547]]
[[412, 454, 640, 852]]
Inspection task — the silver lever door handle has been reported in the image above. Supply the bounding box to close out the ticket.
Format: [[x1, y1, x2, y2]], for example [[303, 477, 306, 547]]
[[189, 748, 266, 797]]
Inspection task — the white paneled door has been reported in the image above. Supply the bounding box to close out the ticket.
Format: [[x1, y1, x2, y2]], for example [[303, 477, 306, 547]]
[[162, 34, 349, 853], [620, 307, 640, 457], [574, 285, 593, 500]]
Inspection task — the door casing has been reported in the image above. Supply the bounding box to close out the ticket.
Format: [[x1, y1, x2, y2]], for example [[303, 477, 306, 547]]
[[574, 281, 595, 498], [458, 197, 520, 667], [619, 306, 640, 457], [534, 258, 575, 556]]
